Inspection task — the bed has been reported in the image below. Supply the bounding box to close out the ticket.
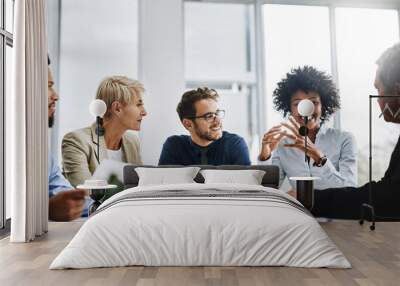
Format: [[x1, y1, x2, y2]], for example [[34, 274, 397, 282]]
[[50, 165, 350, 269]]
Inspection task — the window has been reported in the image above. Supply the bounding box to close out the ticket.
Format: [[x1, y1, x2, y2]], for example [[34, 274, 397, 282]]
[[262, 4, 332, 190], [263, 4, 332, 128], [5, 44, 11, 220], [1, 0, 14, 230], [5, 0, 12, 32], [336, 7, 399, 184], [185, 1, 259, 160], [261, 3, 400, 186]]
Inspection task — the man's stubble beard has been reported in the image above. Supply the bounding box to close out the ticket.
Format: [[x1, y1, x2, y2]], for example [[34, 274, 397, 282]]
[[193, 122, 222, 142], [48, 115, 54, 128]]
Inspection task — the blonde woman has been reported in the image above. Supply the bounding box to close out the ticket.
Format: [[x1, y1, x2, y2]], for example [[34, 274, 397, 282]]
[[62, 76, 147, 187]]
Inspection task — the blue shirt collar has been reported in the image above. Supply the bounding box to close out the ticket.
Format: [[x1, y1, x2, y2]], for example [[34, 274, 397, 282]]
[[316, 124, 328, 137]]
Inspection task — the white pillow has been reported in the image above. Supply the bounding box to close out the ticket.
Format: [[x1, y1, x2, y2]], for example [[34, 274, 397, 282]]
[[135, 167, 201, 186], [200, 169, 266, 185]]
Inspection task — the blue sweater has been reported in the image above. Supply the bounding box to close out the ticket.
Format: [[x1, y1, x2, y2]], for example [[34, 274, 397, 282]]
[[158, 131, 251, 166]]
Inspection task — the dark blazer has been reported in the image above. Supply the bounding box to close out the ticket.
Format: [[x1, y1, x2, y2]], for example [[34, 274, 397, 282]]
[[312, 135, 400, 219]]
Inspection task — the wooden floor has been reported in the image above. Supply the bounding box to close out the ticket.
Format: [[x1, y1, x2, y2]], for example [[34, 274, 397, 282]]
[[0, 221, 399, 286]]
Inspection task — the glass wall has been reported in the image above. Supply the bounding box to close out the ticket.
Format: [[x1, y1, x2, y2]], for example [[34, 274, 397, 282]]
[[336, 7, 399, 184], [262, 3, 399, 186], [263, 4, 332, 128], [5, 44, 11, 220], [5, 0, 12, 32]]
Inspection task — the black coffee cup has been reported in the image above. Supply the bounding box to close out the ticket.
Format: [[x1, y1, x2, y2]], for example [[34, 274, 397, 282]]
[[289, 177, 320, 211]]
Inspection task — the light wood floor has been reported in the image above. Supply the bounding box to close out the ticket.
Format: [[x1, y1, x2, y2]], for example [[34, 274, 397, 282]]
[[0, 221, 399, 286]]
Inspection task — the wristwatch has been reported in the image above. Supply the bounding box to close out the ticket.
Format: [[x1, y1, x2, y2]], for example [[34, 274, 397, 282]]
[[313, 155, 327, 167]]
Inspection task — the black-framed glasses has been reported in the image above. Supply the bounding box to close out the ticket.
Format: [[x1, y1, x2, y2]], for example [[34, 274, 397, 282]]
[[189, 109, 226, 122]]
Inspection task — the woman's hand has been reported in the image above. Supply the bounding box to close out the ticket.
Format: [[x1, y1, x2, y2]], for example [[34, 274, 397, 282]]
[[259, 125, 288, 161], [282, 116, 324, 162]]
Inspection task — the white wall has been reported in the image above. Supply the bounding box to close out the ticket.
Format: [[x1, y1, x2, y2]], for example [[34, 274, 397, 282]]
[[138, 0, 186, 164]]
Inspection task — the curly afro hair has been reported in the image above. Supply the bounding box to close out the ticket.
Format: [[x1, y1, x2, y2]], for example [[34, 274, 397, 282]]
[[272, 66, 340, 123]]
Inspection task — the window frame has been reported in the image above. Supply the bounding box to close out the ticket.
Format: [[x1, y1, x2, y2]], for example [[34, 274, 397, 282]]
[[183, 1, 261, 158], [261, 0, 400, 131], [185, 0, 400, 136], [0, 0, 13, 232], [192, 0, 400, 10]]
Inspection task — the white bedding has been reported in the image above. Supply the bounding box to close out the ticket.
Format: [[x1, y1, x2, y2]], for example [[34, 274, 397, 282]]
[[50, 183, 350, 269]]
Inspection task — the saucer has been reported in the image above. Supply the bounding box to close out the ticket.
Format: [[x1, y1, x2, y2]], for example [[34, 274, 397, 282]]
[[77, 179, 117, 190], [289, 176, 320, 181]]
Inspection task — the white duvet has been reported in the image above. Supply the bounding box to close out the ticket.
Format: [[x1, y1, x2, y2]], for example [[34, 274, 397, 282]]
[[50, 183, 350, 269]]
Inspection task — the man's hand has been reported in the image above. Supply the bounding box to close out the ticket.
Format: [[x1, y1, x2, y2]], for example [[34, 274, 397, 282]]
[[49, 189, 86, 221], [287, 189, 296, 198]]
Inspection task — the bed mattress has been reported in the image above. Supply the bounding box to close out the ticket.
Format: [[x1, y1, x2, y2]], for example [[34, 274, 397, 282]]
[[50, 183, 350, 269]]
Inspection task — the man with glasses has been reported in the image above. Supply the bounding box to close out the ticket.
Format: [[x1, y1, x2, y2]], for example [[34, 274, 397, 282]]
[[159, 87, 251, 165]]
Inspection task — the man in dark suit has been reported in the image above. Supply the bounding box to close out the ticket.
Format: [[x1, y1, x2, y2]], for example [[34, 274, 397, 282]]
[[312, 43, 400, 219]]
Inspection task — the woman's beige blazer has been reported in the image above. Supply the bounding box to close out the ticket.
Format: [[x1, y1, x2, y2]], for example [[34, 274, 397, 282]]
[[61, 124, 142, 187]]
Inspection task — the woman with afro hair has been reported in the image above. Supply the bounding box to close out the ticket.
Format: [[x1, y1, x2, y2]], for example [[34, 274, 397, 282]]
[[259, 66, 358, 191]]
